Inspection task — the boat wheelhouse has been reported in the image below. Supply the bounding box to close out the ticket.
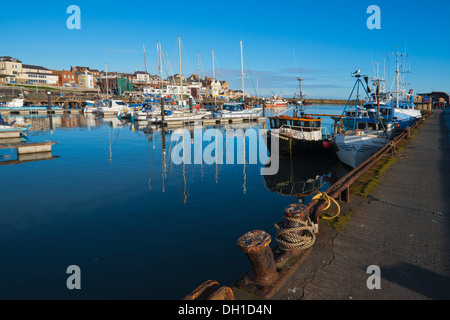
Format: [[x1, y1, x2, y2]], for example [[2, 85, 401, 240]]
[[266, 111, 332, 156]]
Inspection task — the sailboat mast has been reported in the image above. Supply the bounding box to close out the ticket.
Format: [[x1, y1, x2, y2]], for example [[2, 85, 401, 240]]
[[143, 43, 148, 94], [105, 62, 109, 99], [197, 52, 200, 80], [178, 36, 182, 107], [212, 50, 216, 103], [212, 50, 215, 80], [157, 42, 162, 94], [240, 40, 245, 102]]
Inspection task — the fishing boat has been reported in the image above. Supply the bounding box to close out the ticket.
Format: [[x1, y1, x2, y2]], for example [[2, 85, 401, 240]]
[[215, 102, 262, 119], [265, 95, 288, 108], [363, 58, 421, 129], [265, 105, 333, 156], [332, 72, 394, 169]]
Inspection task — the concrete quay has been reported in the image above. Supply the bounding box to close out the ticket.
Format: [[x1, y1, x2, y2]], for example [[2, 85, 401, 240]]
[[267, 109, 450, 300]]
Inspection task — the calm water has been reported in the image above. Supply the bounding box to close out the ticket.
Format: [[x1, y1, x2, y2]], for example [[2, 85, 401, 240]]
[[0, 104, 348, 299]]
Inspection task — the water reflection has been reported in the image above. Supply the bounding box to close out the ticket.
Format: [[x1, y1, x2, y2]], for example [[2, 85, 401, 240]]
[[264, 154, 349, 205], [0, 111, 351, 299]]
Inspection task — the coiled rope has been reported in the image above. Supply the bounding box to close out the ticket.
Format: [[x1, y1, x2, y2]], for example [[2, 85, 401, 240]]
[[275, 192, 341, 251], [312, 191, 341, 220], [275, 216, 316, 251]]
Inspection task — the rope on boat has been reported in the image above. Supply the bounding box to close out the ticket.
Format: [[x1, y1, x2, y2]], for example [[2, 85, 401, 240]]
[[312, 191, 341, 221], [275, 216, 316, 251]]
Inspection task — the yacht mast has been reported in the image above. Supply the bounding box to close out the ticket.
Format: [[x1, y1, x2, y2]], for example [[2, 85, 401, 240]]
[[143, 43, 148, 94], [212, 50, 216, 105], [157, 42, 162, 95], [240, 40, 245, 102], [178, 36, 182, 108], [105, 62, 109, 99]]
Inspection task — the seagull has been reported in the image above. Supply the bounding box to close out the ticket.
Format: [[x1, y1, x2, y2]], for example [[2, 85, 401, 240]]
[[353, 69, 361, 75]]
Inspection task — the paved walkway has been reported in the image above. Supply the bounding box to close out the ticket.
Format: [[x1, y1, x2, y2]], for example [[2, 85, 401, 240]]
[[271, 110, 450, 300]]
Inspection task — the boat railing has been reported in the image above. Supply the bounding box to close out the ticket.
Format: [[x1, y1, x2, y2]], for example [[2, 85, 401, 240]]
[[279, 124, 324, 141]]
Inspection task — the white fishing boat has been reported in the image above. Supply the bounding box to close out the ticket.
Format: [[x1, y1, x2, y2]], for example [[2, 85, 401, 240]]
[[332, 72, 394, 169], [265, 95, 288, 108], [334, 129, 391, 169]]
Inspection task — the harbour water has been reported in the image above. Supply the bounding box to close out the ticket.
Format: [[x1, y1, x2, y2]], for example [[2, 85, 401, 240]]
[[0, 104, 349, 299]]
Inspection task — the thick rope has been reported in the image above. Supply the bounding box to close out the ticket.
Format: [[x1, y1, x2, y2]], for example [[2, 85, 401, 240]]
[[275, 216, 316, 251], [312, 191, 341, 220]]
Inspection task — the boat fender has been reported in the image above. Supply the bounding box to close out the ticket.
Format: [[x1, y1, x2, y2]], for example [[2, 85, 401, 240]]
[[322, 140, 332, 149]]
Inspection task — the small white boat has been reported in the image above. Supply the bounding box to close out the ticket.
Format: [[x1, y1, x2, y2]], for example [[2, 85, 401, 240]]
[[5, 98, 25, 108], [97, 100, 128, 116], [83, 100, 97, 114], [215, 102, 262, 119], [147, 109, 211, 123], [1, 115, 31, 134]]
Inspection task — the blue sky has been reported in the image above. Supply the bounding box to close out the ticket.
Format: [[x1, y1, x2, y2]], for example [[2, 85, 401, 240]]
[[1, 0, 449, 98]]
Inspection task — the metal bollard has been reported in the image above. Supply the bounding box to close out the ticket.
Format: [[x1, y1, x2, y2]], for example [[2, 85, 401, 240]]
[[237, 230, 277, 286], [184, 280, 234, 300], [283, 204, 309, 228]]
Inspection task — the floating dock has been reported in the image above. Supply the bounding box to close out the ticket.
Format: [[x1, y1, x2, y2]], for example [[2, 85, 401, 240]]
[[0, 130, 58, 165], [0, 108, 80, 116], [153, 116, 267, 128]]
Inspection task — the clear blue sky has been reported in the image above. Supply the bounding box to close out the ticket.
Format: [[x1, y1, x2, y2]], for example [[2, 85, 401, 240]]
[[1, 0, 449, 98]]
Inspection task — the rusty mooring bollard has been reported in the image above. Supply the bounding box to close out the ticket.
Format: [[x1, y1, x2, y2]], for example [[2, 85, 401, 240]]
[[283, 204, 309, 228], [237, 230, 277, 286]]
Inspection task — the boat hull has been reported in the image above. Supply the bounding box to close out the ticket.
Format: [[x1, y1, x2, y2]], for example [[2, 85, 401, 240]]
[[334, 134, 389, 168], [265, 131, 333, 157], [265, 103, 287, 108]]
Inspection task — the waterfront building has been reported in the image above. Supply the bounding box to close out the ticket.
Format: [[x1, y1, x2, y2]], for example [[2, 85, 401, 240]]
[[3, 61, 59, 85], [76, 71, 95, 89], [52, 70, 77, 87], [0, 56, 22, 82]]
